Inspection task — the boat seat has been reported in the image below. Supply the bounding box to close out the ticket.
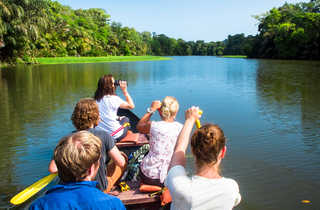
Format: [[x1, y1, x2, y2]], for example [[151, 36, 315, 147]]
[[116, 131, 149, 148]]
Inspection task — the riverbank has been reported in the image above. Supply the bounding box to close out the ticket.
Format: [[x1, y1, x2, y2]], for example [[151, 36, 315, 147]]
[[35, 56, 171, 65], [222, 55, 247, 58]]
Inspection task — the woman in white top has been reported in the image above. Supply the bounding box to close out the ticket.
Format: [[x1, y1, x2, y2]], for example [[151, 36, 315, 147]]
[[94, 74, 135, 141], [165, 107, 241, 210], [137, 96, 183, 186]]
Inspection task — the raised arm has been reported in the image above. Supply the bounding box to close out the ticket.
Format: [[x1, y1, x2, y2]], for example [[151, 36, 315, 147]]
[[168, 106, 200, 170], [137, 100, 161, 134], [119, 81, 135, 109]]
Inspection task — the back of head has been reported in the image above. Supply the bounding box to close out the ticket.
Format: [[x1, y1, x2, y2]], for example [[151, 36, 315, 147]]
[[191, 124, 226, 168], [160, 96, 179, 120], [94, 74, 115, 101], [54, 131, 102, 183], [71, 98, 99, 130]]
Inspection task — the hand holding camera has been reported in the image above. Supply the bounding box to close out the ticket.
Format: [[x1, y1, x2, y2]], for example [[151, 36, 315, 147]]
[[117, 80, 128, 93], [114, 80, 126, 87], [150, 100, 161, 112]]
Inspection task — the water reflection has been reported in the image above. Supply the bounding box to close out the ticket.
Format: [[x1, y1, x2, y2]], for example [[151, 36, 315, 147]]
[[0, 63, 141, 208], [256, 60, 320, 154], [1, 58, 320, 210]]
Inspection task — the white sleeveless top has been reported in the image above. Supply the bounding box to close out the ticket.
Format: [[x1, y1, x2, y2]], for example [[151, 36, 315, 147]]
[[96, 95, 125, 139]]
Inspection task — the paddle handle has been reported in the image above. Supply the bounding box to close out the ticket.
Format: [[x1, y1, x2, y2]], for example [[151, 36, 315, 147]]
[[195, 110, 203, 129], [111, 122, 130, 136]]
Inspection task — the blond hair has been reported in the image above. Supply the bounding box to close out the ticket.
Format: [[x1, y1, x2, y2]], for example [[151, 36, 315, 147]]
[[160, 96, 179, 120], [54, 131, 101, 182]]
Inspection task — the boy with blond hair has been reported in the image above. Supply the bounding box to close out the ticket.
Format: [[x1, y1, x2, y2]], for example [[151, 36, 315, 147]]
[[30, 131, 125, 209]]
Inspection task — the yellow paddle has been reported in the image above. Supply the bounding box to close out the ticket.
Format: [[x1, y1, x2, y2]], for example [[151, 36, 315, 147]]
[[10, 173, 57, 205], [195, 110, 203, 129]]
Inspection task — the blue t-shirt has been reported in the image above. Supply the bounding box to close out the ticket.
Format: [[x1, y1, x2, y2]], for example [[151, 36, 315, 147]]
[[29, 181, 125, 210]]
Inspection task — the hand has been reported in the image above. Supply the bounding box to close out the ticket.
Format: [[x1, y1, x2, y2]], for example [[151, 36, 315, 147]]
[[120, 151, 128, 162], [185, 106, 201, 122], [150, 100, 161, 111], [119, 81, 127, 93], [117, 116, 125, 121]]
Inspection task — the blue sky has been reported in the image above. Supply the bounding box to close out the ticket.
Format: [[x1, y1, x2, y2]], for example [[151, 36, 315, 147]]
[[57, 0, 305, 42]]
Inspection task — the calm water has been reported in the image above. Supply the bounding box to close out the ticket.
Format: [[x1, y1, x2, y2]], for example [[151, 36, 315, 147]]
[[0, 57, 319, 209]]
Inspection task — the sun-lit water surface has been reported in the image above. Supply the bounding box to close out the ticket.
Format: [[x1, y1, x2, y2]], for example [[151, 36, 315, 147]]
[[0, 57, 319, 209]]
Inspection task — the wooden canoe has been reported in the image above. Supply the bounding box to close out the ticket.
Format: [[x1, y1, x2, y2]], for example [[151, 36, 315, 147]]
[[115, 109, 169, 209]]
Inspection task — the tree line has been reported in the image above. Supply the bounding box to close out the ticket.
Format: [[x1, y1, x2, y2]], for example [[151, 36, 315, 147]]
[[0, 0, 319, 63]]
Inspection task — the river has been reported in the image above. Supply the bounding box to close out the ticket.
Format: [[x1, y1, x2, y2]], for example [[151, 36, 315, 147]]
[[0, 56, 319, 209]]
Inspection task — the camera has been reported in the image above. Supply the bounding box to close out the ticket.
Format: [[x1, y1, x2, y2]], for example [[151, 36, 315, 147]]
[[114, 80, 127, 86]]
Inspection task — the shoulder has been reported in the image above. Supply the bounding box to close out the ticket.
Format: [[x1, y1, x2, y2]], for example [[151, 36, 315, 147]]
[[167, 165, 187, 177], [174, 121, 183, 130], [109, 95, 124, 105], [29, 197, 46, 210], [165, 166, 192, 206], [109, 95, 121, 101], [88, 128, 115, 148], [150, 120, 157, 127], [166, 165, 190, 186], [99, 95, 117, 102], [150, 120, 162, 130], [78, 183, 125, 209], [221, 177, 240, 189], [29, 189, 68, 209], [95, 192, 126, 209], [88, 128, 112, 140]]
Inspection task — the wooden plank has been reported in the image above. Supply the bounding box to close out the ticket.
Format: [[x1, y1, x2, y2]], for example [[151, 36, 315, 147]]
[[116, 189, 160, 205]]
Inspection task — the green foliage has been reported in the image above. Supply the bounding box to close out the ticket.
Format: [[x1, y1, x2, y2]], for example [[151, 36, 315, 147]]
[[0, 0, 229, 62], [2, 0, 319, 63], [35, 56, 170, 64], [249, 0, 320, 59], [0, 0, 49, 63], [223, 34, 247, 55]]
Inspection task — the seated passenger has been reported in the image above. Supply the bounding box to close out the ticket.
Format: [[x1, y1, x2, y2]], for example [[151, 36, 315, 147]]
[[94, 74, 135, 142], [48, 98, 126, 192], [30, 131, 125, 210], [165, 106, 241, 210], [137, 96, 183, 186]]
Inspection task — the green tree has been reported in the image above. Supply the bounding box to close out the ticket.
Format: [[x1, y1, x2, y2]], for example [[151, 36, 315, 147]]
[[0, 0, 49, 62], [250, 0, 320, 59]]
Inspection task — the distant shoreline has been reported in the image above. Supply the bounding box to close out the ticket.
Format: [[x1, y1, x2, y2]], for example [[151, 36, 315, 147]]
[[34, 56, 171, 65], [222, 55, 247, 58]]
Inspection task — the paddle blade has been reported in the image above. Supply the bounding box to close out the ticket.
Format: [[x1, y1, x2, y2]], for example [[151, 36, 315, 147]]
[[10, 173, 57, 205]]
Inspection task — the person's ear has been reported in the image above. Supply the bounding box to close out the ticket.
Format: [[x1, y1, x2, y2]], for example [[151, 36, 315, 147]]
[[87, 164, 94, 180], [220, 146, 227, 159], [87, 162, 99, 181], [95, 116, 100, 127]]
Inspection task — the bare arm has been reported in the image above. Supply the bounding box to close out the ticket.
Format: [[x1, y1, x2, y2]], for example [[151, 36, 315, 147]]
[[108, 146, 126, 168], [137, 100, 161, 134], [48, 159, 58, 173], [168, 106, 200, 170], [119, 81, 135, 109]]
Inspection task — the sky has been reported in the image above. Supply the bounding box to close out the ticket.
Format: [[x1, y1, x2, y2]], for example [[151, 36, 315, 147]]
[[56, 0, 306, 42]]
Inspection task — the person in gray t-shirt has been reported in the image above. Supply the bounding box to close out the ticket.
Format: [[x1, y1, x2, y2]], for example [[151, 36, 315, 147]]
[[48, 98, 126, 191]]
